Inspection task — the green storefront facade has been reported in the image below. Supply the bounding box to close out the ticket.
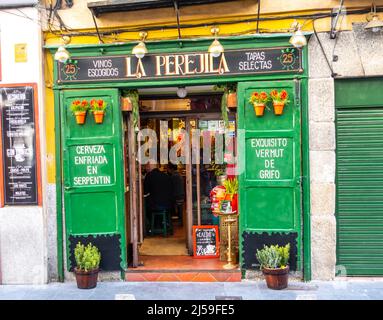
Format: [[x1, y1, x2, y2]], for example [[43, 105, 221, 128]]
[[47, 34, 312, 281]]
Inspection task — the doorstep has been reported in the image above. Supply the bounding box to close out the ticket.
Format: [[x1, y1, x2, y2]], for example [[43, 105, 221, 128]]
[[125, 255, 242, 282]]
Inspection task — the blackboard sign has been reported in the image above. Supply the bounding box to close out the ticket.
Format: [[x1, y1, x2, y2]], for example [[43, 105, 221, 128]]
[[57, 47, 302, 83], [193, 225, 219, 259], [1, 86, 38, 205]]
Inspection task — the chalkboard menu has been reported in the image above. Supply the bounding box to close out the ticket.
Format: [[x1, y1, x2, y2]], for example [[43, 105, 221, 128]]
[[193, 225, 219, 259], [1, 86, 38, 205]]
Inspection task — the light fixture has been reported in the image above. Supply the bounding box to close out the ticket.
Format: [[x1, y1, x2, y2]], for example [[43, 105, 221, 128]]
[[208, 27, 224, 58], [54, 35, 71, 63], [132, 31, 148, 58], [289, 22, 307, 48], [365, 3, 383, 32], [176, 87, 187, 98]]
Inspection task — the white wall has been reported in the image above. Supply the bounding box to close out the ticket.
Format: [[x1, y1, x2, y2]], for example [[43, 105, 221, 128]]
[[0, 7, 47, 284]]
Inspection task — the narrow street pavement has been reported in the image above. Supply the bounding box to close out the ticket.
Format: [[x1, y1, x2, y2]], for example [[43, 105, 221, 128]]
[[1, 279, 382, 300]]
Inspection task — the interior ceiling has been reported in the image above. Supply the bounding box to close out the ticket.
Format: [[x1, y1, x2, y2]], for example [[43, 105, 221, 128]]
[[88, 0, 237, 16]]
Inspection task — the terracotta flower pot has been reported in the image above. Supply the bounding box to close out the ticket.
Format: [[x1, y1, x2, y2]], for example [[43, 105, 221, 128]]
[[74, 268, 99, 289], [93, 110, 105, 124], [262, 265, 289, 290], [74, 111, 87, 125], [253, 103, 265, 117], [273, 102, 285, 115], [227, 92, 237, 108]]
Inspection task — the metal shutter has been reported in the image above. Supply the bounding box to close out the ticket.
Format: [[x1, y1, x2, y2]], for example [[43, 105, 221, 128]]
[[336, 107, 383, 275]]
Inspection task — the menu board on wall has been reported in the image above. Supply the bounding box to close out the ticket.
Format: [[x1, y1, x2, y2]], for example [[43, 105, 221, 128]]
[[0, 86, 38, 205]]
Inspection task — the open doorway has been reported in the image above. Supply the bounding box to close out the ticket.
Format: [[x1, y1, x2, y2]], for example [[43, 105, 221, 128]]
[[124, 86, 237, 272]]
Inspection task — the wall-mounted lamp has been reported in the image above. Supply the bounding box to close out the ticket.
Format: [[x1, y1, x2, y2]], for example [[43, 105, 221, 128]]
[[132, 31, 148, 58], [289, 22, 307, 48], [54, 35, 71, 63], [208, 27, 224, 58], [176, 87, 187, 98], [365, 3, 383, 32]]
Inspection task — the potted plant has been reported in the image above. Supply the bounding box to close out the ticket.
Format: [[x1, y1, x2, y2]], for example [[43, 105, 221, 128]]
[[256, 243, 290, 290], [123, 89, 139, 131], [74, 242, 101, 289], [70, 99, 89, 124], [223, 177, 238, 213], [214, 84, 236, 128], [249, 91, 268, 116], [90, 99, 107, 124], [212, 162, 227, 186], [226, 84, 237, 109], [270, 89, 289, 115]]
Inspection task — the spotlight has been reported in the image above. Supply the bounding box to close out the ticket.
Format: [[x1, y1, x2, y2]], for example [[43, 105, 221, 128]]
[[54, 36, 71, 63], [177, 87, 187, 98], [208, 27, 224, 58], [365, 4, 383, 33], [132, 31, 148, 58], [289, 22, 307, 48]]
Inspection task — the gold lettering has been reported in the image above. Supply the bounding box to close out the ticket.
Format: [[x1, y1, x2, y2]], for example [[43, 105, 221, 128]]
[[125, 57, 133, 77], [205, 53, 210, 73], [184, 54, 196, 74], [209, 54, 220, 73], [195, 54, 205, 74], [218, 53, 230, 74], [175, 55, 185, 75], [165, 55, 176, 75], [155, 56, 165, 76], [135, 58, 146, 78]]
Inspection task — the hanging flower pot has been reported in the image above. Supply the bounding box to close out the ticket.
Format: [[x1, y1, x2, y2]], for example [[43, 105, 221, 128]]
[[270, 89, 289, 116], [90, 99, 108, 124], [273, 101, 285, 115], [253, 103, 266, 117], [249, 91, 269, 117], [74, 111, 87, 124], [70, 99, 89, 125], [93, 110, 105, 124], [227, 92, 237, 108]]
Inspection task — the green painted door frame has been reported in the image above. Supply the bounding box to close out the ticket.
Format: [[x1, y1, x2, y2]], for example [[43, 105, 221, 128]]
[[51, 35, 311, 281], [237, 79, 303, 272], [60, 89, 127, 276]]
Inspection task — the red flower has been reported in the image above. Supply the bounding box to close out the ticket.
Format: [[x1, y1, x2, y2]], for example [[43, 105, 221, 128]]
[[73, 100, 80, 105], [270, 90, 278, 98], [280, 90, 288, 100], [81, 100, 88, 107], [97, 100, 104, 107], [260, 92, 267, 100], [253, 92, 259, 98]]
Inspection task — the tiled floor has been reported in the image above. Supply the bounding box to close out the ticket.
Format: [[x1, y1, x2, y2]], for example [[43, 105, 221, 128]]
[[126, 255, 241, 282], [136, 255, 228, 270]]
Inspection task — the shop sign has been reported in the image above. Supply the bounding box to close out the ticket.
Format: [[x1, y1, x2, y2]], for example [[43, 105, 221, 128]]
[[68, 144, 115, 187], [247, 137, 293, 180], [1, 86, 37, 204], [58, 47, 302, 83]]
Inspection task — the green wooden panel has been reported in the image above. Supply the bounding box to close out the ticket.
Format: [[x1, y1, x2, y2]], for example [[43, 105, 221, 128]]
[[238, 80, 302, 269], [336, 105, 383, 276], [336, 78, 383, 108], [60, 88, 126, 271]]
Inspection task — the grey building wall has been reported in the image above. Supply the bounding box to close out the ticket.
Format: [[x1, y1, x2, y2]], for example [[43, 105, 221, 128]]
[[308, 22, 383, 280]]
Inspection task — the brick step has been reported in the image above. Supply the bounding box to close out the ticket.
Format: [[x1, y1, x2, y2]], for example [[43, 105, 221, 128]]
[[125, 269, 242, 282]]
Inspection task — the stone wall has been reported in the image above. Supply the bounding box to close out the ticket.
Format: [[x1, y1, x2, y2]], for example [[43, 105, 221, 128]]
[[308, 22, 383, 280]]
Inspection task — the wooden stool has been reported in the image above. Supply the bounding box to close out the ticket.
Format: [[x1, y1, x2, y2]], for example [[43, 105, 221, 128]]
[[151, 210, 169, 237]]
